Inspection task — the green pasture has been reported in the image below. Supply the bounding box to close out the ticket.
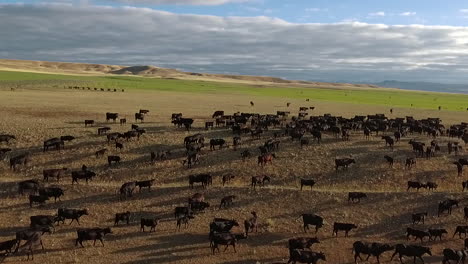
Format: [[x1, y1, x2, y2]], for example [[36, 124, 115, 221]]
[[0, 70, 467, 111]]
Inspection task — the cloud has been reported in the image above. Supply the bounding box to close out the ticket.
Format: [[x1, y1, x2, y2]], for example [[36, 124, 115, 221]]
[[368, 11, 385, 17], [400, 12, 416, 16], [97, 0, 250, 5], [305, 8, 328, 12], [2, 3, 468, 83], [460, 9, 468, 13]]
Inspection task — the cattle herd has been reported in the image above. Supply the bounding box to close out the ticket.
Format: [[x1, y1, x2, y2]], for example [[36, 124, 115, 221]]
[[0, 104, 468, 264]]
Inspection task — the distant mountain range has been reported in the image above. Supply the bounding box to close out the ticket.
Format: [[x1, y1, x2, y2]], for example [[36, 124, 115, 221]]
[[375, 80, 468, 94]]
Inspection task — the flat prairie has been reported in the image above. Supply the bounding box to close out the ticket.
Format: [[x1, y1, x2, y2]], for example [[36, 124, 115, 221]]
[[0, 87, 467, 264]]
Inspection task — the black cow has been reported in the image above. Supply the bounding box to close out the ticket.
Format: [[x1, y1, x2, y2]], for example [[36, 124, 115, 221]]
[[439, 199, 459, 217], [405, 158, 416, 169], [288, 250, 326, 264], [174, 206, 192, 219], [333, 222, 357, 237], [251, 175, 270, 189], [288, 237, 320, 250], [108, 155, 121, 165], [428, 229, 447, 241], [136, 179, 155, 192], [189, 201, 210, 213], [114, 212, 131, 226], [84, 120, 94, 127], [300, 179, 315, 190], [140, 218, 159, 232], [30, 215, 61, 231], [176, 215, 194, 231], [219, 195, 236, 209], [391, 244, 432, 264], [454, 226, 468, 238], [210, 219, 239, 233], [98, 127, 112, 135], [412, 212, 427, 225], [29, 195, 49, 208], [301, 214, 323, 233], [135, 113, 144, 122], [18, 180, 39, 195], [210, 139, 226, 150], [189, 174, 212, 188], [348, 192, 367, 203], [384, 155, 394, 167], [212, 110, 224, 118], [442, 248, 468, 264], [406, 227, 430, 242], [407, 181, 426, 191], [57, 208, 88, 225], [39, 187, 64, 202], [119, 182, 136, 199], [10, 153, 29, 171], [210, 232, 245, 254], [426, 182, 437, 191], [75, 228, 112, 247], [43, 168, 67, 182], [335, 158, 355, 171], [381, 136, 394, 148], [222, 175, 235, 186], [352, 241, 394, 264], [106, 112, 119, 122], [71, 170, 96, 184], [43, 138, 64, 152]]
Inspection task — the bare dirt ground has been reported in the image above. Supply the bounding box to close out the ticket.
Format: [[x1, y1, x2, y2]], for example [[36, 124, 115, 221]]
[[0, 88, 467, 264]]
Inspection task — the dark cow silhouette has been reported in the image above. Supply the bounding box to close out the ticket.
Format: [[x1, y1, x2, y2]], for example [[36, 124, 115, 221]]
[[119, 182, 136, 199], [428, 229, 447, 241], [10, 153, 30, 171], [251, 175, 270, 189], [135, 113, 144, 122], [136, 179, 155, 192], [222, 175, 235, 186], [244, 211, 258, 237], [114, 212, 131, 226], [412, 212, 427, 225], [140, 218, 159, 232], [390, 244, 432, 264], [106, 112, 119, 122], [75, 227, 112, 247], [454, 226, 468, 238], [71, 170, 96, 184], [300, 179, 315, 190], [406, 227, 430, 242], [57, 208, 88, 225], [39, 187, 64, 202], [288, 237, 320, 250], [439, 199, 459, 217], [98, 127, 111, 135], [384, 155, 394, 167], [210, 139, 226, 150], [381, 136, 394, 148], [84, 120, 94, 127], [288, 249, 326, 264], [29, 195, 49, 208], [333, 222, 357, 237], [405, 158, 416, 169], [352, 241, 394, 264], [219, 195, 236, 209], [189, 174, 212, 188], [108, 155, 121, 165], [442, 248, 468, 264], [176, 215, 194, 231], [301, 214, 324, 233], [43, 138, 64, 152], [43, 168, 67, 182], [335, 158, 355, 171], [407, 181, 426, 191], [18, 180, 39, 195], [348, 192, 367, 203]]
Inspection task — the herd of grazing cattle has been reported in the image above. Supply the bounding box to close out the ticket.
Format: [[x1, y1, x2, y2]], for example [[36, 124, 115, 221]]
[[1, 104, 468, 264]]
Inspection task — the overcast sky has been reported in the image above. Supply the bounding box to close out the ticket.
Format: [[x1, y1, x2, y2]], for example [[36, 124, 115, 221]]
[[2, 1, 468, 84]]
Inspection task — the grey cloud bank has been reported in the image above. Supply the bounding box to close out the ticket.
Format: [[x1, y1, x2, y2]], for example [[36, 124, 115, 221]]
[[1, 3, 468, 89]]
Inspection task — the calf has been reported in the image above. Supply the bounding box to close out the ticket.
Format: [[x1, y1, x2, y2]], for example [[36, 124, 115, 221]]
[[426, 181, 437, 191], [43, 168, 67, 182], [332, 222, 357, 237], [335, 158, 355, 171], [301, 214, 323, 233], [412, 212, 427, 225], [348, 192, 367, 203], [300, 179, 315, 191], [140, 218, 159, 232], [115, 142, 124, 150], [406, 227, 430, 242], [75, 227, 112, 247], [114, 211, 131, 226], [108, 155, 121, 165], [57, 208, 88, 225], [174, 206, 191, 219], [136, 179, 155, 192], [29, 195, 49, 208], [219, 195, 236, 209], [210, 139, 226, 150], [382, 136, 394, 148], [428, 228, 447, 241]]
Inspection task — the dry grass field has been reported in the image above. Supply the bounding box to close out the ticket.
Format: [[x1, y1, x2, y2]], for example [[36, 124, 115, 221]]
[[0, 87, 467, 264]]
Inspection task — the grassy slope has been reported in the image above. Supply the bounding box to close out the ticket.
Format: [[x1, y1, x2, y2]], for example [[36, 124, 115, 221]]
[[1, 70, 467, 111]]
